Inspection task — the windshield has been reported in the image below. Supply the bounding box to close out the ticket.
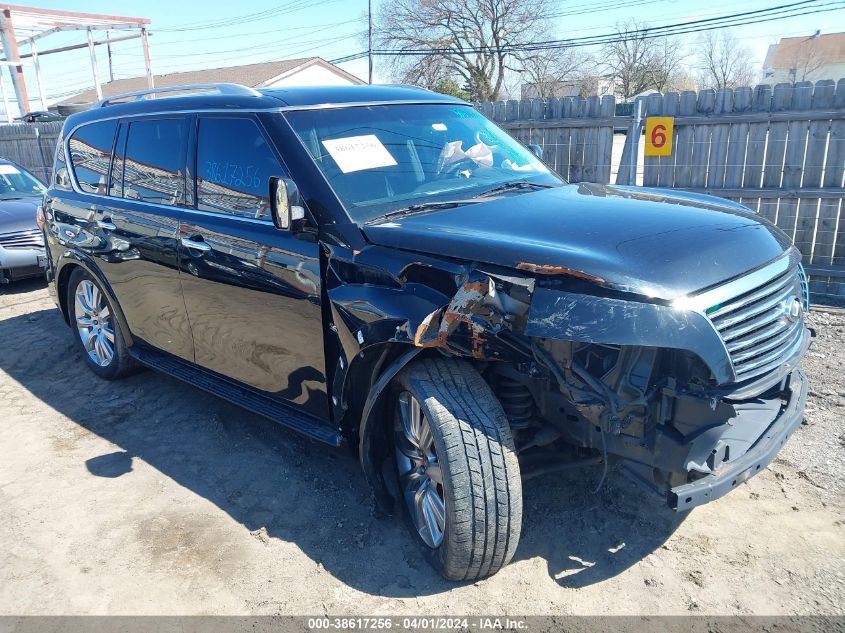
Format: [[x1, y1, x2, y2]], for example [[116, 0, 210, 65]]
[[0, 163, 45, 199], [284, 104, 563, 223]]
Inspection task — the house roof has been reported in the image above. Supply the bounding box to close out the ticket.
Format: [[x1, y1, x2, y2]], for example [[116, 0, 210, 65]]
[[765, 32, 845, 70], [58, 57, 364, 105]]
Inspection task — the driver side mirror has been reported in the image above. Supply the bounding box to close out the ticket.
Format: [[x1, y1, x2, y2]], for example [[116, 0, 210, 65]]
[[269, 176, 306, 230], [528, 144, 544, 161]]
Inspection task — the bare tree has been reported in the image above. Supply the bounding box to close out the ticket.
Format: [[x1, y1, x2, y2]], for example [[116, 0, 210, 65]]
[[603, 20, 659, 100], [647, 36, 687, 92], [377, 0, 554, 101], [519, 46, 593, 98], [393, 53, 455, 91], [697, 30, 757, 90]]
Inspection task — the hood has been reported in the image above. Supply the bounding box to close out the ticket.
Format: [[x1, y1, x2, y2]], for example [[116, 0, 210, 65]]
[[362, 183, 793, 300], [0, 197, 39, 235]]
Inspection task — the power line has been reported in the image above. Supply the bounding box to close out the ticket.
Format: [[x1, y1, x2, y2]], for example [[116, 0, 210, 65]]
[[511, 0, 836, 51], [150, 18, 362, 47], [112, 28, 366, 62], [157, 0, 345, 32], [365, 0, 843, 56]]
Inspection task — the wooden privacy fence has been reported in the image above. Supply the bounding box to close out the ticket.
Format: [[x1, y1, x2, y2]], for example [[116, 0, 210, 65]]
[[476, 95, 616, 184], [0, 121, 63, 184], [478, 79, 845, 302]]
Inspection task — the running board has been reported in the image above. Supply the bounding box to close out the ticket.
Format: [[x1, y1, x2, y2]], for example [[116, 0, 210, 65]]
[[129, 347, 343, 447]]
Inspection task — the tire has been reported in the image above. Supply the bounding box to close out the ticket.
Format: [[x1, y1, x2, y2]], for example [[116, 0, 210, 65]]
[[67, 268, 136, 380], [391, 357, 522, 580]]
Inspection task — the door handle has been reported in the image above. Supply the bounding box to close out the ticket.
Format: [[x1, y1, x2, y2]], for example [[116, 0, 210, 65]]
[[97, 218, 117, 231], [181, 236, 211, 252]]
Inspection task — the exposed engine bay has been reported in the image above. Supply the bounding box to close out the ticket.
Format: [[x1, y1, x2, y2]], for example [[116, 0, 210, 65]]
[[337, 252, 811, 512]]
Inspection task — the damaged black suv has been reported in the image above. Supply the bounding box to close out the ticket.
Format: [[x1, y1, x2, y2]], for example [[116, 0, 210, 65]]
[[43, 83, 810, 580]]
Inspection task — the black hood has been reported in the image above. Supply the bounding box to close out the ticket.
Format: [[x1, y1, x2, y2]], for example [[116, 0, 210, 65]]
[[362, 183, 793, 300], [0, 197, 40, 235]]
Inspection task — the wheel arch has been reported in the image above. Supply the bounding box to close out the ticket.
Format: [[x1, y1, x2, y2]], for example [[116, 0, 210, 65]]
[[351, 343, 451, 512], [56, 254, 134, 347]]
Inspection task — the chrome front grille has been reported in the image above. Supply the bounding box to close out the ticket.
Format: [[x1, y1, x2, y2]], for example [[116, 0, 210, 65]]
[[0, 229, 44, 249], [707, 264, 806, 381]]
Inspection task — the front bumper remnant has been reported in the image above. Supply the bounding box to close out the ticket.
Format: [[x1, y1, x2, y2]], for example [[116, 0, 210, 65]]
[[668, 368, 808, 511]]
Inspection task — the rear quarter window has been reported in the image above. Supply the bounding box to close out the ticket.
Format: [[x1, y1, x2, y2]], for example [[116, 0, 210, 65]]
[[52, 132, 71, 191], [68, 120, 117, 194]]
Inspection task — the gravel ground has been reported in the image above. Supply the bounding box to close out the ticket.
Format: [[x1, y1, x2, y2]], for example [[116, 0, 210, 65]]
[[0, 279, 843, 616]]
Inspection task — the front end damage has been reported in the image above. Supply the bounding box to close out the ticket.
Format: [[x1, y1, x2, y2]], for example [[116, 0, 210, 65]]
[[332, 246, 811, 512]]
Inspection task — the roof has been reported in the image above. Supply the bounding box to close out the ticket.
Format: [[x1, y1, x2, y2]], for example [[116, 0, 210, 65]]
[[58, 57, 364, 105], [765, 32, 845, 70], [62, 84, 465, 130]]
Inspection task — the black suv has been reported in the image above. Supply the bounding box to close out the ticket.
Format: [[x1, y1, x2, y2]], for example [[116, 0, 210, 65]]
[[43, 83, 810, 580]]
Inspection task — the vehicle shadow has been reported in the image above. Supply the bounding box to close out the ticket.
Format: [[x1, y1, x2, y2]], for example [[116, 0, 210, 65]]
[[0, 277, 47, 296], [1, 306, 685, 597]]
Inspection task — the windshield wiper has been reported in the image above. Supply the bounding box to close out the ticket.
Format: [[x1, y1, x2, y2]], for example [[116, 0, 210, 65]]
[[367, 199, 482, 224], [475, 180, 557, 198]]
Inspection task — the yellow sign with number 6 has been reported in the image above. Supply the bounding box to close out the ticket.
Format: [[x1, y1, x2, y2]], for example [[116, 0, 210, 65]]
[[644, 116, 674, 157]]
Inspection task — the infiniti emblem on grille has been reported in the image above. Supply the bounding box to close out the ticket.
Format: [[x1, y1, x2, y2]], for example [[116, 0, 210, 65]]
[[781, 296, 802, 323]]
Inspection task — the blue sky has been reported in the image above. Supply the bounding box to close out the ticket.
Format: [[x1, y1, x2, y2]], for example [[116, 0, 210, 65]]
[[7, 0, 845, 110]]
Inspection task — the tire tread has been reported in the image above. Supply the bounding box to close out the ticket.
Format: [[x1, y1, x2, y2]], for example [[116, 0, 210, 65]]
[[397, 358, 521, 580]]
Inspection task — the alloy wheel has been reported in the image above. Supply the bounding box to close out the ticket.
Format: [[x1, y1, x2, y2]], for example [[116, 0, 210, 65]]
[[394, 391, 446, 548], [74, 279, 115, 367]]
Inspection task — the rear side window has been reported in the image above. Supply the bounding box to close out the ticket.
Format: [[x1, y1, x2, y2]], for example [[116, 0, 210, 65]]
[[68, 120, 117, 194], [196, 117, 281, 220], [123, 118, 185, 206]]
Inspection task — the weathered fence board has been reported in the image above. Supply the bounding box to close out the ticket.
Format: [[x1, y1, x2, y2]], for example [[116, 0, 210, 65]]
[[779, 82, 813, 245], [742, 84, 774, 213], [596, 96, 614, 185], [706, 88, 732, 191], [794, 81, 833, 262], [829, 80, 845, 270], [0, 121, 62, 184], [673, 91, 697, 191]]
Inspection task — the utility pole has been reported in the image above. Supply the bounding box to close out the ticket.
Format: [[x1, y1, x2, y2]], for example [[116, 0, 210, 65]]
[[87, 27, 102, 101], [368, 0, 373, 84]]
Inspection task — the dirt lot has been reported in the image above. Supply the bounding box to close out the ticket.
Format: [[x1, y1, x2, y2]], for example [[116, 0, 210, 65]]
[[0, 279, 843, 616]]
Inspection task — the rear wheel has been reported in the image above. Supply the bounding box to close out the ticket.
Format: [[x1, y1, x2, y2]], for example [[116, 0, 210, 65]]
[[392, 358, 522, 580], [67, 268, 135, 380]]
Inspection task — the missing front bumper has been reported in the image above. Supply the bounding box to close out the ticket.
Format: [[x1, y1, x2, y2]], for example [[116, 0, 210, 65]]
[[667, 368, 808, 511]]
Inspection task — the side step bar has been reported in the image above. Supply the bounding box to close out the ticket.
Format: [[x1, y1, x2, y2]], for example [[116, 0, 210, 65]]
[[129, 347, 343, 447]]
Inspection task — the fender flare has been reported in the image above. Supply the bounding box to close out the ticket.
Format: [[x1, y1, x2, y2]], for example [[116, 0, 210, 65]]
[[358, 345, 424, 512], [55, 252, 134, 347]]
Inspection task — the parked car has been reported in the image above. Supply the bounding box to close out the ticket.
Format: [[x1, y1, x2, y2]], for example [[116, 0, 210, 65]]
[[0, 159, 47, 283], [15, 110, 65, 123], [43, 83, 810, 580]]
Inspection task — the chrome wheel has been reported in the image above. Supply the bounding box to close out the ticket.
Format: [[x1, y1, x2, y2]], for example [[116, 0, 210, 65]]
[[394, 391, 446, 548], [74, 279, 115, 367]]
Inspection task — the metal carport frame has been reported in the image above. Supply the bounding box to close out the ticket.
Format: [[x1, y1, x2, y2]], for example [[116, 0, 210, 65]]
[[0, 4, 151, 119]]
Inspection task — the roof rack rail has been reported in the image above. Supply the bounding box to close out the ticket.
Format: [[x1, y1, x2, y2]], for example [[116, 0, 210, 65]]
[[96, 83, 261, 107]]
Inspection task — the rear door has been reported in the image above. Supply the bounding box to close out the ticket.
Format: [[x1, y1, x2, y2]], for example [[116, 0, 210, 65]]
[[50, 116, 194, 361], [177, 114, 329, 419]]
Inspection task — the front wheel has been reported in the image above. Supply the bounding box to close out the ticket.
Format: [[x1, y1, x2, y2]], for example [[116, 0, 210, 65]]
[[392, 358, 522, 580]]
